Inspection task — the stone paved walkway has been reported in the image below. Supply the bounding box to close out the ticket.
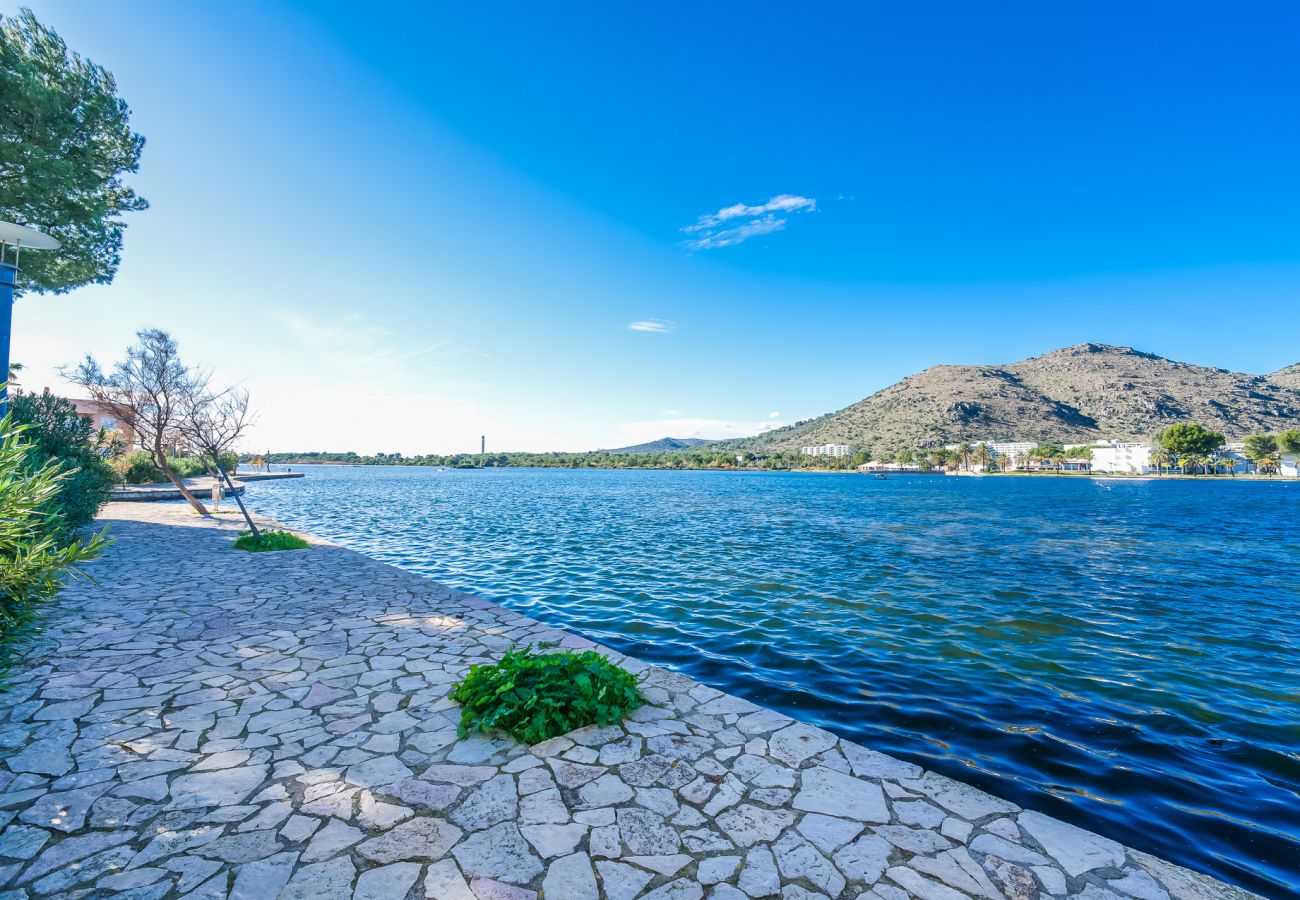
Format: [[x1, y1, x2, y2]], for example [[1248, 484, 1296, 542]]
[[0, 504, 1253, 900]]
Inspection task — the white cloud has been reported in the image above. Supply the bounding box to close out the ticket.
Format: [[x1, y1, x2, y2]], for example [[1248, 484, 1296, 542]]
[[682, 194, 816, 250], [768, 411, 781, 418], [627, 319, 676, 334], [610, 416, 783, 446]]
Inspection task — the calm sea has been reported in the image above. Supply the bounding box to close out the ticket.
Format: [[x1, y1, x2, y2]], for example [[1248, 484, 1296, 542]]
[[248, 466, 1299, 894]]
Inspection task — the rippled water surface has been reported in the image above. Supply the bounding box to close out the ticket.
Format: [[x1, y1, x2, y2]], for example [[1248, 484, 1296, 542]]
[[250, 467, 1300, 894]]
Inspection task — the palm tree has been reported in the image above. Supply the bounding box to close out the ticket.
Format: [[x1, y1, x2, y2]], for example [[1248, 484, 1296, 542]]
[[1150, 447, 1170, 476], [974, 442, 993, 471], [1214, 455, 1236, 476]]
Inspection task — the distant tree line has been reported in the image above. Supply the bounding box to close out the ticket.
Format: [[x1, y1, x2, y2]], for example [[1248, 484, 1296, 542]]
[[267, 424, 1300, 477]]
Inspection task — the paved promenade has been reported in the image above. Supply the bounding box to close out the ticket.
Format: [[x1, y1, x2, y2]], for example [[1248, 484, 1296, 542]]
[[0, 504, 1251, 899]]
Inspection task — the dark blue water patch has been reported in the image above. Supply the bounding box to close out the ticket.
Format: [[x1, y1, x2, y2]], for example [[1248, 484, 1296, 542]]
[[247, 466, 1300, 895]]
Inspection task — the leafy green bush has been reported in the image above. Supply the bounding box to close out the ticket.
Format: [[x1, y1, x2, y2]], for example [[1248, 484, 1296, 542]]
[[232, 530, 309, 552], [167, 456, 207, 478], [9, 392, 116, 532], [116, 450, 240, 484], [114, 450, 165, 484], [0, 413, 108, 651], [450, 646, 644, 744]]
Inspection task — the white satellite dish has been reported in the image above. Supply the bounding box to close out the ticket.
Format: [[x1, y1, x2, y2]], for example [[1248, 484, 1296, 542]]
[[0, 221, 60, 251]]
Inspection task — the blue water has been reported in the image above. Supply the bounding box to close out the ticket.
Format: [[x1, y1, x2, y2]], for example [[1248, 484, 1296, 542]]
[[249, 466, 1300, 894]]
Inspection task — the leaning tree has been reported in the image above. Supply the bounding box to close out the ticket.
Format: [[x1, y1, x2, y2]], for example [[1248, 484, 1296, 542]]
[[66, 329, 243, 516], [177, 379, 260, 534]]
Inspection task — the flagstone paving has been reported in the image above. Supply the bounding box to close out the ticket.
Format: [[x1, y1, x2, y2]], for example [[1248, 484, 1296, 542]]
[[0, 503, 1254, 899]]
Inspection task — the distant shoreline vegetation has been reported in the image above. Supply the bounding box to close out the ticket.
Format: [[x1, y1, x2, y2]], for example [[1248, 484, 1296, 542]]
[[262, 428, 1300, 477]]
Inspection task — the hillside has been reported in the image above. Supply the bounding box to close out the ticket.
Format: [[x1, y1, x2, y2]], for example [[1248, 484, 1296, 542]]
[[1270, 363, 1300, 390], [724, 343, 1300, 455], [601, 436, 711, 454]]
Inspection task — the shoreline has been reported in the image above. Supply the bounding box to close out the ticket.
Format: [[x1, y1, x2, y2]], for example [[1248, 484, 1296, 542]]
[[269, 461, 1297, 481], [0, 501, 1259, 898]]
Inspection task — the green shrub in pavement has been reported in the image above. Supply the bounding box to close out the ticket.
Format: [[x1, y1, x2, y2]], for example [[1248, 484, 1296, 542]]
[[450, 645, 644, 744], [232, 530, 309, 552]]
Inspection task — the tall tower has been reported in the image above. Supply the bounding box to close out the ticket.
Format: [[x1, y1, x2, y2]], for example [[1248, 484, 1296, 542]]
[[481, 435, 485, 455]]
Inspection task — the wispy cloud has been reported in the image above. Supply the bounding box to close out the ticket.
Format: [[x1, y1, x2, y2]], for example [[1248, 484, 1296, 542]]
[[628, 319, 676, 334], [769, 411, 781, 419], [682, 194, 816, 250]]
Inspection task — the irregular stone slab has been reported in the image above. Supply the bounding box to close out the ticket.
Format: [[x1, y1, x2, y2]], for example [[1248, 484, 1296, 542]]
[[521, 822, 587, 858], [874, 824, 954, 854], [595, 860, 653, 900], [640, 877, 705, 900], [792, 766, 889, 822], [716, 803, 795, 847], [357, 815, 462, 864], [19, 782, 113, 832], [355, 861, 421, 900], [423, 764, 498, 786], [697, 854, 740, 883], [518, 786, 569, 825], [0, 824, 50, 860], [797, 813, 864, 854], [302, 817, 363, 862], [198, 828, 284, 863], [21, 829, 134, 883], [345, 754, 413, 788], [1018, 809, 1125, 877], [738, 845, 781, 897], [279, 855, 355, 900], [909, 771, 1018, 821], [616, 808, 681, 855], [767, 724, 838, 767], [833, 833, 893, 884], [229, 850, 299, 900], [394, 778, 460, 810], [773, 832, 846, 896], [840, 742, 923, 781], [168, 764, 268, 808], [451, 773, 518, 830], [579, 773, 633, 808], [423, 858, 477, 900], [452, 821, 543, 884], [541, 850, 598, 900], [623, 853, 691, 876], [6, 738, 73, 776], [886, 865, 968, 900], [469, 875, 538, 899]]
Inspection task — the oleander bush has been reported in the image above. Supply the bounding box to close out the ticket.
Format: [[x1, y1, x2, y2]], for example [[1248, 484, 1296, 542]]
[[450, 646, 644, 744], [0, 412, 108, 653], [9, 392, 116, 532], [232, 530, 309, 552], [115, 450, 240, 484], [113, 450, 165, 483]]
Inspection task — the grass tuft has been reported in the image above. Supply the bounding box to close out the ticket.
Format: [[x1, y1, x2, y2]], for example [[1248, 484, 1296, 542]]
[[450, 645, 644, 744], [232, 530, 309, 552]]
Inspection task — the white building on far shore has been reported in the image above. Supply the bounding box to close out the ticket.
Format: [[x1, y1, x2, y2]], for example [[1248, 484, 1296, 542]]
[[802, 443, 850, 458], [1088, 441, 1153, 474]]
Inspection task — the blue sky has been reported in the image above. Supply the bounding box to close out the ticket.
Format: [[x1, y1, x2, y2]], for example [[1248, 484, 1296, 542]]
[[13, 2, 1300, 453]]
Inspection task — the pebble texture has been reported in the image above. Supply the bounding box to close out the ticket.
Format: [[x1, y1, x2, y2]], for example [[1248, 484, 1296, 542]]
[[0, 504, 1256, 899]]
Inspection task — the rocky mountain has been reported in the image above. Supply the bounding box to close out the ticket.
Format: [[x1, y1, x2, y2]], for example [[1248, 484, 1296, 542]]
[[724, 343, 1300, 455], [1270, 363, 1300, 390], [602, 437, 711, 454]]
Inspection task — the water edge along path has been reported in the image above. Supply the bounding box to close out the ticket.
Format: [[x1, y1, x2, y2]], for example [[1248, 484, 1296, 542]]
[[0, 504, 1257, 899]]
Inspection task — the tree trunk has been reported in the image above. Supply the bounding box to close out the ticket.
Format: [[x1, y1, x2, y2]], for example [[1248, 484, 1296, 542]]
[[155, 443, 209, 515]]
